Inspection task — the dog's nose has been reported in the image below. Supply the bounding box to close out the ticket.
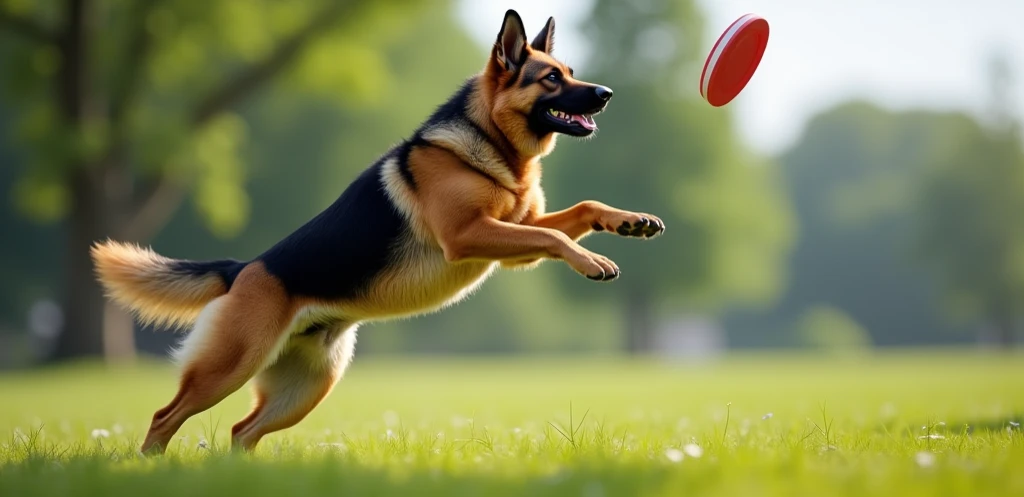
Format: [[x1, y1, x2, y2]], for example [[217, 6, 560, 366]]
[[594, 85, 613, 101]]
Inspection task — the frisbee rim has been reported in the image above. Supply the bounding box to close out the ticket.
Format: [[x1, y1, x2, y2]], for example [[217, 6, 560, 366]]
[[700, 13, 768, 106]]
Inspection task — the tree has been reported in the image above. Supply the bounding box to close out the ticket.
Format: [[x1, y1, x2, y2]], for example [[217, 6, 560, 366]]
[[723, 102, 977, 349], [0, 0, 425, 362], [911, 110, 1024, 348], [543, 0, 794, 353]]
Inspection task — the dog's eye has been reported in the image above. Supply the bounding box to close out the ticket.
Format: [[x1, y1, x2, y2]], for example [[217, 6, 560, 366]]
[[545, 73, 560, 83]]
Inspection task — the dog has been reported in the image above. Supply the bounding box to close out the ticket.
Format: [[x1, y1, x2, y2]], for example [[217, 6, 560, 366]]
[[91, 9, 664, 454]]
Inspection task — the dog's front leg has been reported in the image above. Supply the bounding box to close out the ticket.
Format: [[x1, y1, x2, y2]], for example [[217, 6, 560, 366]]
[[439, 216, 620, 281], [527, 200, 665, 241]]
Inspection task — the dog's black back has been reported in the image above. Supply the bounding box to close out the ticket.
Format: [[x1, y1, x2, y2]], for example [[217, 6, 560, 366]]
[[256, 155, 408, 300]]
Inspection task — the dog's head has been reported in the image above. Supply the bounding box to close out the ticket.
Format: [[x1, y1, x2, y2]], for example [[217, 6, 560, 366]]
[[482, 10, 613, 155]]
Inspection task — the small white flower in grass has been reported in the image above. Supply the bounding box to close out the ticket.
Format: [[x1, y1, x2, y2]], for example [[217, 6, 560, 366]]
[[198, 439, 209, 449], [683, 443, 703, 458], [918, 434, 945, 440], [90, 429, 110, 439], [664, 448, 684, 463], [915, 451, 936, 468], [762, 412, 773, 420], [385, 429, 395, 439], [1010, 421, 1020, 428]]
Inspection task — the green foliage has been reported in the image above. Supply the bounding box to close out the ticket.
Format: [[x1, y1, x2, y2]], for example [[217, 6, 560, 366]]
[[545, 0, 794, 315], [911, 122, 1024, 329], [0, 0, 425, 235], [724, 102, 978, 348], [185, 113, 250, 238], [797, 305, 873, 353], [1, 353, 1023, 496]]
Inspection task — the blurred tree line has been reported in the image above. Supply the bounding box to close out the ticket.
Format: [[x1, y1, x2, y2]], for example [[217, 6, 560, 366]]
[[0, 0, 1019, 366], [725, 52, 1024, 350]]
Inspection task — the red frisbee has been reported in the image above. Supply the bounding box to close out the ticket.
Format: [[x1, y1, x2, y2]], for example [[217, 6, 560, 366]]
[[700, 14, 769, 107]]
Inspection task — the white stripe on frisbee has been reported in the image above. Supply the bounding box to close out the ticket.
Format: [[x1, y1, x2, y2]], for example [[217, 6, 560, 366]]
[[701, 13, 759, 100]]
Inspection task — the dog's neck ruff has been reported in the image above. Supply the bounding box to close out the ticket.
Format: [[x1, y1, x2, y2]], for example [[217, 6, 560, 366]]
[[420, 118, 519, 192]]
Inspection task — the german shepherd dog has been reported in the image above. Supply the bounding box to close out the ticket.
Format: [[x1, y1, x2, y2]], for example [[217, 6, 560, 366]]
[[91, 9, 664, 454]]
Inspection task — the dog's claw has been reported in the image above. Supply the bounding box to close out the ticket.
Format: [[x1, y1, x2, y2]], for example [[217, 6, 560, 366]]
[[609, 215, 664, 239], [643, 218, 664, 237], [588, 269, 619, 281]]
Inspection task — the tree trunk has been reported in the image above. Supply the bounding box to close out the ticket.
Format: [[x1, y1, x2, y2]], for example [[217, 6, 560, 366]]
[[624, 288, 654, 354], [50, 168, 137, 363], [51, 171, 107, 360], [103, 301, 136, 361], [101, 162, 138, 364], [49, 0, 137, 362]]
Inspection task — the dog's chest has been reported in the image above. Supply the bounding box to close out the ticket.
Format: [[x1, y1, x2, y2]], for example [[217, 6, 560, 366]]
[[355, 238, 496, 320], [495, 171, 542, 224]]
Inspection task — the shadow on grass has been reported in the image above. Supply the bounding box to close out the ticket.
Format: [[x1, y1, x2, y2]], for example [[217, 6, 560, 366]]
[[0, 450, 686, 497]]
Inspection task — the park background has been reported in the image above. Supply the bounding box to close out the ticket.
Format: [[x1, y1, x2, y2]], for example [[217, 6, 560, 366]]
[[2, 0, 1023, 368]]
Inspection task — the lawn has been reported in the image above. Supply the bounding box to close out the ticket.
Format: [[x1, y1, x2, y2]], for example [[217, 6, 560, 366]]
[[1, 349, 1022, 496]]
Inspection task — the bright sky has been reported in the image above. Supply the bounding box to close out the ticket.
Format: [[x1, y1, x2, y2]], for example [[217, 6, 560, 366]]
[[457, 0, 1024, 155]]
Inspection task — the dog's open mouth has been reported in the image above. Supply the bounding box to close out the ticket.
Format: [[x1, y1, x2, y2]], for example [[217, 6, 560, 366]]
[[545, 108, 597, 131]]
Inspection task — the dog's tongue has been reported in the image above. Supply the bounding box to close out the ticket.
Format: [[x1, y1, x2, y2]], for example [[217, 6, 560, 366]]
[[571, 114, 596, 130]]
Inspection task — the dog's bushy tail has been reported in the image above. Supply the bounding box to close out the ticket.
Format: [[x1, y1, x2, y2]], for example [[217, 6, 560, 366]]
[[90, 240, 246, 330]]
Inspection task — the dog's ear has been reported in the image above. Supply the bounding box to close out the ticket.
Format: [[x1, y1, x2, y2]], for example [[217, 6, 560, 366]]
[[530, 17, 555, 54], [495, 9, 529, 72]]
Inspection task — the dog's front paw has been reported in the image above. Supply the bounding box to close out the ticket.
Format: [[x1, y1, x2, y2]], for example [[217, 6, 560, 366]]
[[567, 249, 620, 282], [593, 212, 665, 239]]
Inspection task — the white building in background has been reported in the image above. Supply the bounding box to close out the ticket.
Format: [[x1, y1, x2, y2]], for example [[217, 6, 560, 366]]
[[652, 315, 726, 362]]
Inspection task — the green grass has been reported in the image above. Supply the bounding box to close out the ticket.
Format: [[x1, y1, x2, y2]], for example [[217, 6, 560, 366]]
[[1, 349, 1023, 496]]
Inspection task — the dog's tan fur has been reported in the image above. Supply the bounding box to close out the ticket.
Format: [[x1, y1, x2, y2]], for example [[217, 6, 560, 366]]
[[92, 241, 227, 329]]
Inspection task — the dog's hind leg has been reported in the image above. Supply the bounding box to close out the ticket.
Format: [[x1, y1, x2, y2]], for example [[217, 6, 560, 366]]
[[139, 263, 292, 455], [230, 323, 357, 452]]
